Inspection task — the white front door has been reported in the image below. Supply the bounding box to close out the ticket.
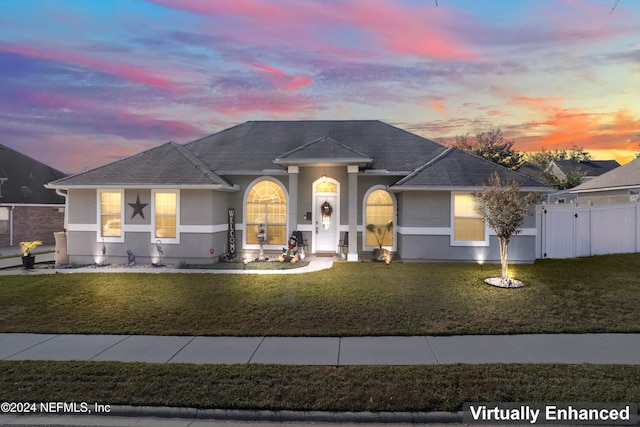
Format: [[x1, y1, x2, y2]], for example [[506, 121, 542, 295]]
[[313, 178, 339, 253]]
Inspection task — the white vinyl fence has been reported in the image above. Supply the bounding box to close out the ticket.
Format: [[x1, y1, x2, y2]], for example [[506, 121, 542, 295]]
[[536, 203, 640, 259]]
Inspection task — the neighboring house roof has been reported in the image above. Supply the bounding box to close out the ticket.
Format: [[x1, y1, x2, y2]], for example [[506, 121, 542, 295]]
[[516, 161, 546, 183], [518, 159, 620, 184], [552, 159, 620, 177], [0, 144, 66, 204], [49, 142, 235, 190], [571, 157, 640, 193], [47, 120, 551, 192], [391, 148, 547, 190]]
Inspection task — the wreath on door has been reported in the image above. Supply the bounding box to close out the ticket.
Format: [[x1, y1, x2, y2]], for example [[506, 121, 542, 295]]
[[321, 201, 333, 230]]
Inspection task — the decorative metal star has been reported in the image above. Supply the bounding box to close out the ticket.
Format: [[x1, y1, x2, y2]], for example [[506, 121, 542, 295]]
[[128, 194, 148, 219]]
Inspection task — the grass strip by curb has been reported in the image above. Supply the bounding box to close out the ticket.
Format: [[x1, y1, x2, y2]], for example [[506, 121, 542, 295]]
[[1, 361, 639, 412]]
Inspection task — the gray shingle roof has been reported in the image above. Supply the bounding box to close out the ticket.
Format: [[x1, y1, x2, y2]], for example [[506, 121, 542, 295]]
[[274, 136, 372, 166], [571, 157, 640, 192], [186, 120, 445, 172], [392, 147, 548, 190], [554, 159, 620, 176], [49, 142, 233, 188], [46, 120, 551, 192]]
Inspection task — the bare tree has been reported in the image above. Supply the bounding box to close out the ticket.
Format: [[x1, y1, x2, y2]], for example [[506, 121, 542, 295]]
[[451, 128, 523, 170], [474, 172, 539, 280]]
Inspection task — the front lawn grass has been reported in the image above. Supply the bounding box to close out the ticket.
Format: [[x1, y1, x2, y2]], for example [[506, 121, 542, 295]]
[[1, 254, 639, 336], [1, 361, 638, 412]]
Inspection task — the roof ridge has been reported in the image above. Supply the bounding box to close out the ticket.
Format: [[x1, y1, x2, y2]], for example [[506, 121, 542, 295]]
[[170, 143, 231, 187], [452, 147, 548, 186], [276, 135, 371, 160], [184, 121, 249, 147], [393, 146, 453, 186]]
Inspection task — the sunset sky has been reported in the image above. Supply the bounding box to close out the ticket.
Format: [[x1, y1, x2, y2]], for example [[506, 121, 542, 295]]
[[1, 0, 638, 174]]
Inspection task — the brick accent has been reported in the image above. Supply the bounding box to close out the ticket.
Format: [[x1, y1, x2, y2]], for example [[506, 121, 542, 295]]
[[0, 205, 65, 246]]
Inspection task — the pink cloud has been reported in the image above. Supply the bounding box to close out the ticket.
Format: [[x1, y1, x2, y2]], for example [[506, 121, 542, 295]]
[[343, 0, 477, 60], [111, 108, 204, 139], [149, 0, 478, 61], [212, 91, 317, 119], [431, 99, 445, 113], [247, 63, 312, 91], [18, 90, 97, 112], [538, 0, 639, 44], [0, 42, 178, 89]]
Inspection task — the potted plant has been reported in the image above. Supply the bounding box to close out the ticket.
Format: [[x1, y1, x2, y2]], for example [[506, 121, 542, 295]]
[[365, 221, 393, 263], [20, 240, 43, 269]]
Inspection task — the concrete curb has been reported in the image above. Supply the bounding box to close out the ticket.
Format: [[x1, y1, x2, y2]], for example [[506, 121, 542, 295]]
[[106, 405, 464, 423]]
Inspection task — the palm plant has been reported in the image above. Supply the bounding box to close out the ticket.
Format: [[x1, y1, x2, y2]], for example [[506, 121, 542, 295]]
[[366, 221, 393, 250]]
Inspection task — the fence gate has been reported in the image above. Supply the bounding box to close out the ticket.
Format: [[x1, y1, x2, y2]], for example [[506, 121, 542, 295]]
[[536, 203, 640, 259]]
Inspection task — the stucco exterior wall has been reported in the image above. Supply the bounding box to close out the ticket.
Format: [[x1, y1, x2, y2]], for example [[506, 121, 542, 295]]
[[395, 190, 537, 263], [68, 189, 96, 224], [61, 172, 540, 264], [65, 188, 231, 265], [396, 191, 450, 227], [398, 234, 536, 263]]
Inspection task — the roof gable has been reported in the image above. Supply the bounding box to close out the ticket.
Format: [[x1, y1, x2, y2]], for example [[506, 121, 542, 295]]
[[274, 136, 372, 166], [392, 148, 548, 190]]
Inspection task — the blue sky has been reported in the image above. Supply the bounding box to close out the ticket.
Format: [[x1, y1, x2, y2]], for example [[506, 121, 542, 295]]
[[1, 0, 638, 173]]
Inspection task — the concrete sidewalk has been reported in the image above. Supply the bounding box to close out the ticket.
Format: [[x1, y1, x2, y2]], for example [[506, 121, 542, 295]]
[[2, 333, 639, 365]]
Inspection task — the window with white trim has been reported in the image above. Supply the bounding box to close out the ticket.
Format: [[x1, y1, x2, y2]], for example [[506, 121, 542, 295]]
[[246, 180, 287, 246], [365, 188, 394, 248], [452, 193, 487, 245], [98, 190, 124, 242], [152, 190, 179, 243]]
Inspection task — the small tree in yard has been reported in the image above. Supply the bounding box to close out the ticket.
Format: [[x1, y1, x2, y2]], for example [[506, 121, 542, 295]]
[[473, 172, 539, 285], [366, 221, 393, 264]]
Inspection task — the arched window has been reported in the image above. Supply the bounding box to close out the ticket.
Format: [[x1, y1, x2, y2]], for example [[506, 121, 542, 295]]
[[246, 180, 287, 245], [365, 188, 394, 247]]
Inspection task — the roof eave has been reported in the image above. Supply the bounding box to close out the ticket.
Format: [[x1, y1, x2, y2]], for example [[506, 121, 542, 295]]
[[571, 184, 640, 194], [45, 183, 240, 192], [389, 185, 551, 192], [273, 158, 372, 167]]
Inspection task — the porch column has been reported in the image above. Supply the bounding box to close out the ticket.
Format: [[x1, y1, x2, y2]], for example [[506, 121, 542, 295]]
[[287, 165, 299, 235], [348, 165, 359, 261]]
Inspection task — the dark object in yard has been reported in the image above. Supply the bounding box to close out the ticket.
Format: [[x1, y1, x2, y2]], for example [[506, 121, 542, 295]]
[[21, 255, 35, 269], [127, 250, 136, 266]]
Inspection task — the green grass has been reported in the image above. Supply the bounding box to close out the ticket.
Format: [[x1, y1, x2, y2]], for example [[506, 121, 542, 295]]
[[1, 254, 639, 413], [1, 361, 638, 412], [1, 254, 639, 336]]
